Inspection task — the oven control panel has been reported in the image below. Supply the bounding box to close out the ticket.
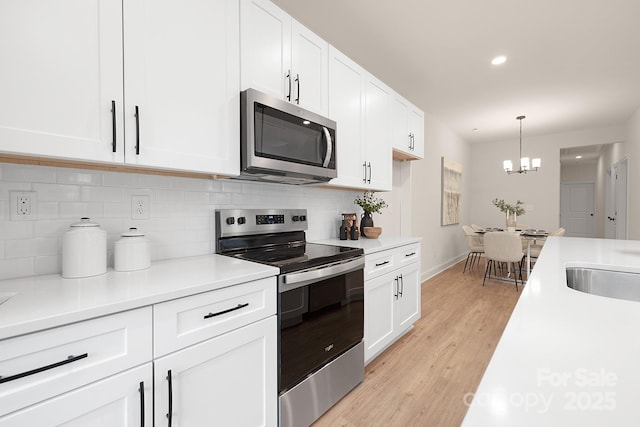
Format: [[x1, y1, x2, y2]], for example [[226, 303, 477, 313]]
[[215, 209, 308, 239]]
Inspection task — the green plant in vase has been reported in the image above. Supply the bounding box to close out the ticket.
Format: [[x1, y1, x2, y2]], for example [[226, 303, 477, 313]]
[[492, 198, 525, 230], [355, 191, 388, 230]]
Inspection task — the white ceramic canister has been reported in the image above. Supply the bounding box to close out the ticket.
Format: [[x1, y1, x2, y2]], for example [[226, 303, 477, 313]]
[[62, 217, 107, 278], [114, 227, 151, 272]]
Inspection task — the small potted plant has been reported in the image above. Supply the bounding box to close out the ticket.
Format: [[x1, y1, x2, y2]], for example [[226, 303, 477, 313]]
[[492, 198, 525, 232], [355, 191, 388, 236]]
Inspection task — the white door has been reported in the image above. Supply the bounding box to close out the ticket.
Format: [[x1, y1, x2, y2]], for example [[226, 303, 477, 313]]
[[240, 0, 290, 99], [605, 168, 616, 238], [0, 364, 152, 427], [328, 46, 366, 189], [0, 0, 124, 163], [364, 272, 396, 364], [560, 182, 595, 238], [364, 75, 392, 191], [614, 158, 628, 239], [123, 0, 239, 175], [290, 20, 329, 116], [154, 316, 277, 427]]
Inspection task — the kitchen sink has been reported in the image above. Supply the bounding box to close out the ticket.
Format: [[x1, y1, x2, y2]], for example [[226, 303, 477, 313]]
[[566, 267, 640, 302]]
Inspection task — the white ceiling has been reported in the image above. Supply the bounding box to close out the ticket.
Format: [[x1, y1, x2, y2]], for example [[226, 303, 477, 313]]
[[272, 0, 640, 144]]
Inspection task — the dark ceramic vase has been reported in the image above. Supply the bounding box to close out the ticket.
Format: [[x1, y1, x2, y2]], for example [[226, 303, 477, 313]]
[[361, 212, 374, 229]]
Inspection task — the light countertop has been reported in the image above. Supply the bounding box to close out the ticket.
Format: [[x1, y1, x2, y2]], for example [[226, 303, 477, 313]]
[[313, 236, 422, 254], [0, 255, 279, 340], [462, 237, 640, 426]]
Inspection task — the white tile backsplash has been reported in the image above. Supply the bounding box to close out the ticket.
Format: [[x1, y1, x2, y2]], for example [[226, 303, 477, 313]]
[[0, 162, 360, 280]]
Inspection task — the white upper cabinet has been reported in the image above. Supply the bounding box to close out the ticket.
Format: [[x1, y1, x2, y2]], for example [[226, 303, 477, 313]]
[[391, 93, 425, 160], [0, 0, 125, 163], [123, 0, 240, 175], [328, 46, 391, 191], [0, 0, 239, 176], [240, 0, 328, 116]]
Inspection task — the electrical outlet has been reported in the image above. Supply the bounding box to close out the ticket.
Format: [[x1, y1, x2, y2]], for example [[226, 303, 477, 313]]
[[10, 191, 37, 221], [131, 195, 150, 219]]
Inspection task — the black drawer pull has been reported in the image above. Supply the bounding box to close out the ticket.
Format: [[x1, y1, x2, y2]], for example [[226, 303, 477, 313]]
[[203, 303, 249, 319], [405, 252, 416, 257], [0, 353, 88, 384], [134, 105, 140, 155], [111, 100, 117, 152], [375, 260, 390, 267]]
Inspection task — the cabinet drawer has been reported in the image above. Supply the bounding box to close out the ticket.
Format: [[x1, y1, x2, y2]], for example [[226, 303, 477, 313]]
[[153, 277, 276, 357], [364, 250, 395, 280], [395, 243, 420, 267], [0, 307, 152, 417]]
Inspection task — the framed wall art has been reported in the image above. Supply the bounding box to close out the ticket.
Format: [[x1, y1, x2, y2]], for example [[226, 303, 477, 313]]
[[441, 157, 462, 225]]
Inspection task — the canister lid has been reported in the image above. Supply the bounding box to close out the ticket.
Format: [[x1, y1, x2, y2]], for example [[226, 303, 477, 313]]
[[70, 217, 100, 228], [121, 227, 145, 237]]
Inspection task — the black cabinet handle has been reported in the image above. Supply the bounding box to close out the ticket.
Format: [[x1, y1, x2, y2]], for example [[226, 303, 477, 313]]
[[111, 101, 117, 152], [399, 274, 404, 297], [139, 381, 145, 427], [394, 276, 399, 299], [203, 303, 249, 319], [135, 106, 140, 155], [362, 162, 367, 183], [405, 252, 416, 257], [408, 133, 413, 150], [286, 70, 292, 101], [0, 353, 88, 384], [367, 162, 372, 184], [295, 73, 300, 104], [375, 260, 390, 267], [166, 370, 173, 427]]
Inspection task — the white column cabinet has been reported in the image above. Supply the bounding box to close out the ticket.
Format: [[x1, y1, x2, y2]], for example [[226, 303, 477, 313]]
[[123, 0, 239, 175], [0, 0, 239, 176], [328, 46, 392, 191], [240, 0, 328, 116], [364, 243, 421, 364], [0, 0, 125, 163], [391, 93, 425, 160]]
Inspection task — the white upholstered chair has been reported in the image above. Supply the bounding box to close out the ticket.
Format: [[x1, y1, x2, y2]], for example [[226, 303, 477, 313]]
[[530, 227, 565, 258], [462, 225, 484, 273], [482, 232, 524, 290]]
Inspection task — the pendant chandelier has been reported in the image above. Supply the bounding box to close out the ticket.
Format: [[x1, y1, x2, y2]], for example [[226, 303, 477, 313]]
[[503, 115, 540, 174]]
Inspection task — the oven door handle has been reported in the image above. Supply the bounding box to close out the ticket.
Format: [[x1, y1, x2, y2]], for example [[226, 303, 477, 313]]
[[279, 257, 364, 293]]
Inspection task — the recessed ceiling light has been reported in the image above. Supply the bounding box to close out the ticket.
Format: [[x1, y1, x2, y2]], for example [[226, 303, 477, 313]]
[[491, 55, 507, 65], [575, 155, 583, 159]]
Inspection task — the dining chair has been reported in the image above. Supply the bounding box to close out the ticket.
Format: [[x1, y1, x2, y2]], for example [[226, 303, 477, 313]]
[[470, 224, 483, 232], [462, 225, 484, 273], [529, 227, 565, 259], [482, 232, 524, 290]]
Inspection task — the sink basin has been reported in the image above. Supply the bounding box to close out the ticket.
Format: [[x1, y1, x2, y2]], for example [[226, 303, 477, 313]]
[[566, 267, 640, 302]]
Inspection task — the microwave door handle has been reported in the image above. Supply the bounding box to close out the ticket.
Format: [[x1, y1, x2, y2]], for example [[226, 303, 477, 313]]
[[322, 127, 332, 168]]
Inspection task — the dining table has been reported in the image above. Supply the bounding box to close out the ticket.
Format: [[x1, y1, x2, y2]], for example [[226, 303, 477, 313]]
[[474, 228, 549, 281]]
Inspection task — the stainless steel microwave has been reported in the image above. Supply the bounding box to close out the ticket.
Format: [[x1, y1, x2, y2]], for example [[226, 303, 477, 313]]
[[239, 88, 337, 185]]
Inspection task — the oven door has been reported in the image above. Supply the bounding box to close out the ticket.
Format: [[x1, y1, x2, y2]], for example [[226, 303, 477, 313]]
[[278, 257, 364, 393]]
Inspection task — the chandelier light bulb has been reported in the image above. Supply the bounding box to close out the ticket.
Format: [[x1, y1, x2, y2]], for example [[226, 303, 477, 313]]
[[503, 160, 513, 172], [521, 157, 530, 171], [532, 158, 541, 169]]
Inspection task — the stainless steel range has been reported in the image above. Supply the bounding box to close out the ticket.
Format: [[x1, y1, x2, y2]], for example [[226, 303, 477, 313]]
[[216, 209, 365, 427]]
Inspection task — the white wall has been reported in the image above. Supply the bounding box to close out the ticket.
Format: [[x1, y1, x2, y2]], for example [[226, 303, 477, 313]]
[[469, 126, 625, 232], [0, 162, 361, 280], [411, 112, 470, 281], [626, 107, 640, 240]]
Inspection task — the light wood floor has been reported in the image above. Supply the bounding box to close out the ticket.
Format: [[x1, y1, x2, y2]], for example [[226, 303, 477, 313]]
[[313, 259, 522, 427]]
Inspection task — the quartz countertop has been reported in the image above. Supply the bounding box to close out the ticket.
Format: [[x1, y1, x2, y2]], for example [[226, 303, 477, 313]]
[[0, 255, 279, 340], [462, 237, 640, 426], [313, 236, 422, 255]]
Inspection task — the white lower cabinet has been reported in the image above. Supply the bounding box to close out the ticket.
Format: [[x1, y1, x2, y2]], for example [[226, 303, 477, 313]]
[[0, 364, 153, 426], [154, 316, 277, 426], [364, 244, 421, 363]]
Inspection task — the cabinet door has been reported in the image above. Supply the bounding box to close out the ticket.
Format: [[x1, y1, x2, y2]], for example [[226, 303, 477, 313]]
[[391, 95, 412, 155], [364, 271, 397, 364], [0, 0, 124, 163], [154, 316, 277, 427], [240, 0, 290, 100], [123, 0, 239, 175], [396, 263, 421, 333], [408, 105, 425, 159], [328, 46, 366, 189], [0, 364, 152, 427], [364, 75, 392, 191], [291, 20, 328, 116]]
